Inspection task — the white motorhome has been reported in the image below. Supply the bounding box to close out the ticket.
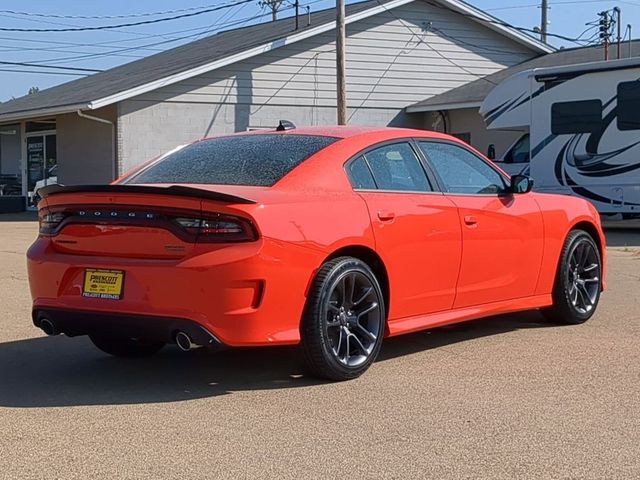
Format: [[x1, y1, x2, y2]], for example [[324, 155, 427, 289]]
[[480, 57, 640, 216]]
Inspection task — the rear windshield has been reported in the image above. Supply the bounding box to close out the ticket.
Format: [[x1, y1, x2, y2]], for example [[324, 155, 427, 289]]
[[124, 134, 338, 186]]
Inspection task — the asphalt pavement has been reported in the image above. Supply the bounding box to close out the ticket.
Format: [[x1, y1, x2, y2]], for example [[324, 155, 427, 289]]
[[1, 216, 639, 479]]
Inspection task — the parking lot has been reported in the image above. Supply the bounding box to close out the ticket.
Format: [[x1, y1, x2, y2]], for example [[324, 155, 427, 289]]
[[0, 215, 639, 479]]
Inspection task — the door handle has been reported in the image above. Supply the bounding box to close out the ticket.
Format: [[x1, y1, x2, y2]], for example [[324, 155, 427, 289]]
[[377, 210, 396, 221], [464, 215, 478, 226]]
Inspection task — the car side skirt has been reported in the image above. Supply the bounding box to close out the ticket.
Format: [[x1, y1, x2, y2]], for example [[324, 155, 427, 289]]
[[387, 294, 552, 337]]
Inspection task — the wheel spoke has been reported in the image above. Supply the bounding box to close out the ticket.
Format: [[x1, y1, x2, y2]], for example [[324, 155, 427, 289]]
[[575, 285, 590, 311], [353, 286, 373, 307], [328, 303, 340, 314], [356, 302, 378, 320], [571, 285, 579, 305], [583, 263, 598, 273], [349, 332, 369, 355], [577, 243, 588, 267], [583, 277, 599, 283], [333, 327, 344, 357], [355, 323, 376, 342], [345, 274, 356, 306], [344, 330, 350, 364], [578, 284, 593, 306]]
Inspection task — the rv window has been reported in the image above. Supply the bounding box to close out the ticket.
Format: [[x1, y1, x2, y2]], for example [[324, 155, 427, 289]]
[[551, 100, 602, 135], [617, 81, 640, 131]]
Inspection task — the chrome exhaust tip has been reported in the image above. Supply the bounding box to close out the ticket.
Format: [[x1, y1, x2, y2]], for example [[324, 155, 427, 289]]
[[39, 317, 58, 336], [175, 331, 201, 351]]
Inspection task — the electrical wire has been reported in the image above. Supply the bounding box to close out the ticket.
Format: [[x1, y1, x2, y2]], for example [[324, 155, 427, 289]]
[[1, 1, 318, 68], [0, 4, 228, 20], [424, 0, 598, 45], [0, 60, 101, 72], [0, 68, 88, 76], [373, 0, 498, 84], [427, 25, 530, 55], [0, 0, 254, 32]]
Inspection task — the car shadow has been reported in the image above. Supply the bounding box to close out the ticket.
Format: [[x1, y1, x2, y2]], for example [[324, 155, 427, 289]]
[[0, 310, 553, 408]]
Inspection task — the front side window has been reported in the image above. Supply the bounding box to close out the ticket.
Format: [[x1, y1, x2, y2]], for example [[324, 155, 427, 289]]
[[419, 142, 507, 195], [504, 134, 530, 164], [551, 100, 602, 135], [617, 81, 640, 131], [363, 143, 432, 192], [124, 134, 338, 186]]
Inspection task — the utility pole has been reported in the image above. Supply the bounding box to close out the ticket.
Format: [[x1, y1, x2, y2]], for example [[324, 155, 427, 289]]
[[599, 11, 611, 61], [540, 0, 549, 43], [260, 0, 283, 21], [613, 7, 622, 59], [336, 0, 347, 125]]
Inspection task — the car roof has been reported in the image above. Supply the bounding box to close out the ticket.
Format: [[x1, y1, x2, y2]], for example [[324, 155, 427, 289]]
[[236, 125, 456, 141]]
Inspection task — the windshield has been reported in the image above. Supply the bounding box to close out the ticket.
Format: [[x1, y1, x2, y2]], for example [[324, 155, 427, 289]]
[[124, 134, 339, 187]]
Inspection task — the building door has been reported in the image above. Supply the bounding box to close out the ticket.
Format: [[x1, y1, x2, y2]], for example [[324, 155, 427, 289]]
[[25, 131, 56, 207]]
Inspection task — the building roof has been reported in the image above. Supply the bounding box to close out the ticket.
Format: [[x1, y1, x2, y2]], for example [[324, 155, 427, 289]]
[[406, 40, 640, 113], [0, 0, 552, 123]]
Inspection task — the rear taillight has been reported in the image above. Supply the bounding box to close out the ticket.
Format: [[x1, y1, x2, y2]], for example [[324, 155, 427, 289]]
[[38, 210, 67, 235], [174, 215, 257, 243], [37, 206, 258, 243]]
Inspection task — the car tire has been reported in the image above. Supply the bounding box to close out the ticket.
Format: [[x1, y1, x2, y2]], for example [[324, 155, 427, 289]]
[[301, 256, 386, 381], [89, 335, 165, 358], [542, 230, 602, 325]]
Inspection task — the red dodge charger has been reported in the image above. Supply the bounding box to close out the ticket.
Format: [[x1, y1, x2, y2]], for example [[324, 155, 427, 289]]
[[28, 125, 606, 380]]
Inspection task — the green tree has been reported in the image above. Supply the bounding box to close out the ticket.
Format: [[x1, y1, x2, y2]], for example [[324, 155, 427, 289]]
[[28, 86, 40, 95]]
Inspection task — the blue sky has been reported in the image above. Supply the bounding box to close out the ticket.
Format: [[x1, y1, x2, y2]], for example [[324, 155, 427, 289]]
[[0, 0, 638, 101]]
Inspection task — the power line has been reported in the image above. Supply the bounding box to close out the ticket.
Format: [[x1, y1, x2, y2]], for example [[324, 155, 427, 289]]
[[0, 68, 88, 76], [0, 0, 253, 32], [0, 60, 102, 72], [0, 10, 203, 42], [427, 24, 528, 55], [0, 4, 227, 20], [373, 0, 498, 84], [424, 0, 599, 45], [488, 0, 640, 10], [14, 9, 289, 66], [0, 1, 320, 68]]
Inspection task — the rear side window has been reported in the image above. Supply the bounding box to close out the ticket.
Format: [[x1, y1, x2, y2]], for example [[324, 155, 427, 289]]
[[125, 134, 338, 186], [363, 143, 432, 192], [617, 81, 640, 131], [347, 156, 376, 189], [551, 100, 602, 135]]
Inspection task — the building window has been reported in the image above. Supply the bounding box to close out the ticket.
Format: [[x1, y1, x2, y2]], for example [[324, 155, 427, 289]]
[[617, 81, 640, 131], [551, 100, 602, 135]]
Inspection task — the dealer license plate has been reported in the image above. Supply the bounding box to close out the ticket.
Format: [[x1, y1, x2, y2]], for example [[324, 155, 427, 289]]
[[82, 269, 124, 300]]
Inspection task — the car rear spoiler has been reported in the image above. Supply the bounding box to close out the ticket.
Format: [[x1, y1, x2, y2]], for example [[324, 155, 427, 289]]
[[37, 184, 256, 204]]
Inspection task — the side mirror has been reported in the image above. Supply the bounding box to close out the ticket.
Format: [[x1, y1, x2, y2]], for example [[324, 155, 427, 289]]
[[510, 174, 534, 194], [487, 144, 496, 160]]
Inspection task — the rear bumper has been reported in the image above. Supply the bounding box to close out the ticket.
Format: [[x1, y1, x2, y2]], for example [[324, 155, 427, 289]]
[[33, 308, 222, 346], [27, 236, 324, 346]]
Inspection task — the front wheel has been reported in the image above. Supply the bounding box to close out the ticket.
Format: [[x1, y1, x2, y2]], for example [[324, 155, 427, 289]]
[[542, 230, 602, 325], [89, 335, 165, 358], [301, 257, 386, 381]]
